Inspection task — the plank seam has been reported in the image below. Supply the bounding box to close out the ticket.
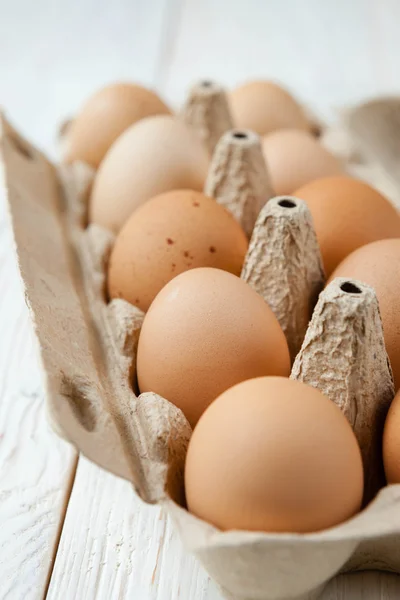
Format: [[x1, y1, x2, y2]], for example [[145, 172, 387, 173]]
[[42, 453, 80, 600]]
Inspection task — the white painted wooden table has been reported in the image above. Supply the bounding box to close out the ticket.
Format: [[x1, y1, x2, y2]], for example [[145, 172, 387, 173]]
[[2, 1, 400, 598]]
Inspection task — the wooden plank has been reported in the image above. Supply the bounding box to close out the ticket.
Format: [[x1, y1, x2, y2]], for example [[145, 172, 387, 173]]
[[0, 205, 78, 600], [47, 457, 221, 600], [3, 1, 400, 599], [47, 454, 400, 600]]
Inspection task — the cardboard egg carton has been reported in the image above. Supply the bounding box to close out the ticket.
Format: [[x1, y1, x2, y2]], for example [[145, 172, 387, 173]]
[[3, 87, 400, 600]]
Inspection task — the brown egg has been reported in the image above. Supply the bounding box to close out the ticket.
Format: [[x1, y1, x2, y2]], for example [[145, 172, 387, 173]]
[[293, 176, 400, 276], [329, 239, 400, 390], [108, 190, 248, 312], [137, 269, 290, 427], [229, 81, 310, 137], [262, 129, 343, 195], [185, 377, 363, 533], [90, 115, 209, 233], [64, 83, 171, 168], [383, 388, 400, 483]]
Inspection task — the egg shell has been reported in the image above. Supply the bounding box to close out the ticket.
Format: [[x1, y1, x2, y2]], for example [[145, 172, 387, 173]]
[[229, 81, 309, 137], [185, 377, 364, 533], [329, 238, 400, 390], [137, 268, 290, 427], [383, 388, 400, 483], [262, 129, 343, 195], [293, 176, 400, 276], [64, 83, 171, 168], [90, 115, 210, 233], [107, 190, 248, 312]]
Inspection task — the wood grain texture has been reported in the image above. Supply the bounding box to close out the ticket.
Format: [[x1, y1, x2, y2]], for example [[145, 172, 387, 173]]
[[47, 455, 400, 600], [0, 199, 78, 600], [2, 0, 400, 598], [47, 456, 221, 600]]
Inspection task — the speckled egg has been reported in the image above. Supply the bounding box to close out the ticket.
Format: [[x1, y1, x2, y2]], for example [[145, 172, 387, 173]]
[[108, 190, 248, 312]]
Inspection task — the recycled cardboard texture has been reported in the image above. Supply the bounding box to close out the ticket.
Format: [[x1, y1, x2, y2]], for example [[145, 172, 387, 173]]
[[1, 114, 190, 505], [241, 196, 325, 362], [3, 110, 400, 600], [181, 80, 234, 155], [205, 129, 274, 237], [292, 278, 395, 505]]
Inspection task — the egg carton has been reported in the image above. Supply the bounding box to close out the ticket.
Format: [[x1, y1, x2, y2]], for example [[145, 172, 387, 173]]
[[3, 84, 400, 600]]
